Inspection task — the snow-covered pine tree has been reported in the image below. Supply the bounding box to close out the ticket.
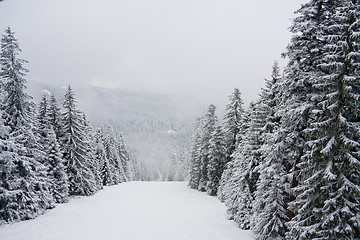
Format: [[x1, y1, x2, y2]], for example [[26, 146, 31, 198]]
[[222, 102, 260, 230], [103, 126, 124, 185], [218, 88, 246, 201], [223, 88, 245, 162], [188, 116, 204, 190], [82, 113, 102, 190], [94, 128, 113, 186], [287, 1, 360, 239], [279, 1, 328, 206], [206, 124, 226, 196], [251, 62, 289, 240], [60, 85, 97, 196], [254, 1, 330, 238], [217, 157, 234, 202], [0, 111, 20, 224], [226, 151, 253, 229], [116, 132, 130, 182], [48, 94, 63, 142], [37, 95, 69, 203], [198, 104, 218, 192], [0, 27, 54, 223]]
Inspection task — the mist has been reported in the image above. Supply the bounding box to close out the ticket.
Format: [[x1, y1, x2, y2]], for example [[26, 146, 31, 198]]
[[0, 0, 305, 107]]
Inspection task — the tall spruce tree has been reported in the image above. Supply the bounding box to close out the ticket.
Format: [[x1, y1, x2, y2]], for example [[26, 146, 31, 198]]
[[116, 132, 130, 182], [60, 85, 97, 196], [198, 104, 218, 192], [94, 128, 112, 186], [37, 95, 69, 203], [189, 105, 224, 194], [287, 1, 360, 239], [82, 113, 102, 190], [0, 111, 20, 224], [48, 94, 63, 142], [206, 124, 226, 196], [188, 116, 204, 189], [222, 102, 261, 230], [0, 27, 54, 223], [251, 62, 289, 240], [223, 88, 245, 161], [218, 88, 246, 201], [102, 126, 124, 184]]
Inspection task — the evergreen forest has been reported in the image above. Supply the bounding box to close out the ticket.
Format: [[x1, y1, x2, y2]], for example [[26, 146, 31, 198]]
[[0, 28, 130, 224], [188, 1, 360, 239], [1, 1, 360, 240]]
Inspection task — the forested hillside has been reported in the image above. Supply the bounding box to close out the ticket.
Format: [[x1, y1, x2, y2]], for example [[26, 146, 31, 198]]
[[27, 81, 203, 181], [0, 28, 130, 224], [188, 1, 360, 240]]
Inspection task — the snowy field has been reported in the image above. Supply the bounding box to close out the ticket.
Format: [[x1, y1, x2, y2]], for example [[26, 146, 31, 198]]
[[0, 182, 253, 240]]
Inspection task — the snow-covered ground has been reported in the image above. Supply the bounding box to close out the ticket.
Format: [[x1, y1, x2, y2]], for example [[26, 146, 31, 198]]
[[0, 182, 253, 240]]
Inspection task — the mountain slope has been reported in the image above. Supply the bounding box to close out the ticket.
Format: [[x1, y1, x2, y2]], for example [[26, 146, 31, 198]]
[[27, 81, 206, 180], [0, 182, 253, 240]]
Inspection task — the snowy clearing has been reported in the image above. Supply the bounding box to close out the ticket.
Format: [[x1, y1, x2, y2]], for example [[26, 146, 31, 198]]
[[0, 182, 253, 240]]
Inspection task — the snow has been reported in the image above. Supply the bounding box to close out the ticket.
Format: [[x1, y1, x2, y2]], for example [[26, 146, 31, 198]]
[[0, 182, 253, 240]]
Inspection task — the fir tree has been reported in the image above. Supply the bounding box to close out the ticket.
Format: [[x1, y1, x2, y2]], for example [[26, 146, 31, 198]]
[[103, 126, 124, 185], [206, 124, 226, 196], [60, 85, 97, 196], [223, 88, 245, 162], [0, 27, 54, 223], [198, 104, 218, 192], [222, 102, 260, 230], [37, 95, 69, 203], [82, 113, 102, 190], [251, 62, 289, 240], [218, 88, 245, 201], [116, 132, 130, 182], [94, 128, 112, 186], [287, 1, 360, 239], [48, 94, 63, 142], [0, 112, 19, 224], [188, 116, 204, 189]]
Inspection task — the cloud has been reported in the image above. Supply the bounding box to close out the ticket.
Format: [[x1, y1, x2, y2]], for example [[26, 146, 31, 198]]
[[0, 0, 306, 107]]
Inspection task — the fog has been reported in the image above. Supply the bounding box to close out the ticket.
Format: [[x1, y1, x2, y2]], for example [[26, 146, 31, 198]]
[[0, 0, 305, 107]]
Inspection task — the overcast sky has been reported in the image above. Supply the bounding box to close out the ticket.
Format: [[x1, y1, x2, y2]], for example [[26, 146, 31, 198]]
[[0, 0, 306, 107]]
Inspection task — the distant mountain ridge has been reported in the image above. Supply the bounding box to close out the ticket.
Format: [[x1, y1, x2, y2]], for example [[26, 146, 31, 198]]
[[27, 80, 205, 180]]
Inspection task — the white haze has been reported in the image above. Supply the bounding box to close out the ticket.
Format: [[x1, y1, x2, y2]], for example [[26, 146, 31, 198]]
[[0, 0, 305, 107]]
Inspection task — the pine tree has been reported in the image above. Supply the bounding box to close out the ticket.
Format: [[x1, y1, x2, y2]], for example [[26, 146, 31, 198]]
[[103, 126, 124, 185], [0, 27, 54, 223], [37, 95, 69, 203], [82, 113, 102, 190], [287, 1, 360, 239], [217, 159, 233, 202], [48, 94, 63, 142], [188, 116, 203, 189], [60, 85, 97, 196], [198, 104, 218, 192], [206, 124, 226, 196], [217, 88, 245, 201], [94, 128, 112, 186], [251, 62, 289, 240], [0, 112, 20, 224], [222, 102, 260, 230], [116, 132, 130, 182], [223, 88, 245, 161], [227, 151, 253, 229]]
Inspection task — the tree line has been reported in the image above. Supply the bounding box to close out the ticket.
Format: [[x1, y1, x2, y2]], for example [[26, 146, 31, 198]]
[[0, 27, 129, 225], [189, 1, 360, 239]]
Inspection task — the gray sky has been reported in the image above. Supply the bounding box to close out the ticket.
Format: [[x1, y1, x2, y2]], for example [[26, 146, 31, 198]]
[[0, 0, 306, 107]]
